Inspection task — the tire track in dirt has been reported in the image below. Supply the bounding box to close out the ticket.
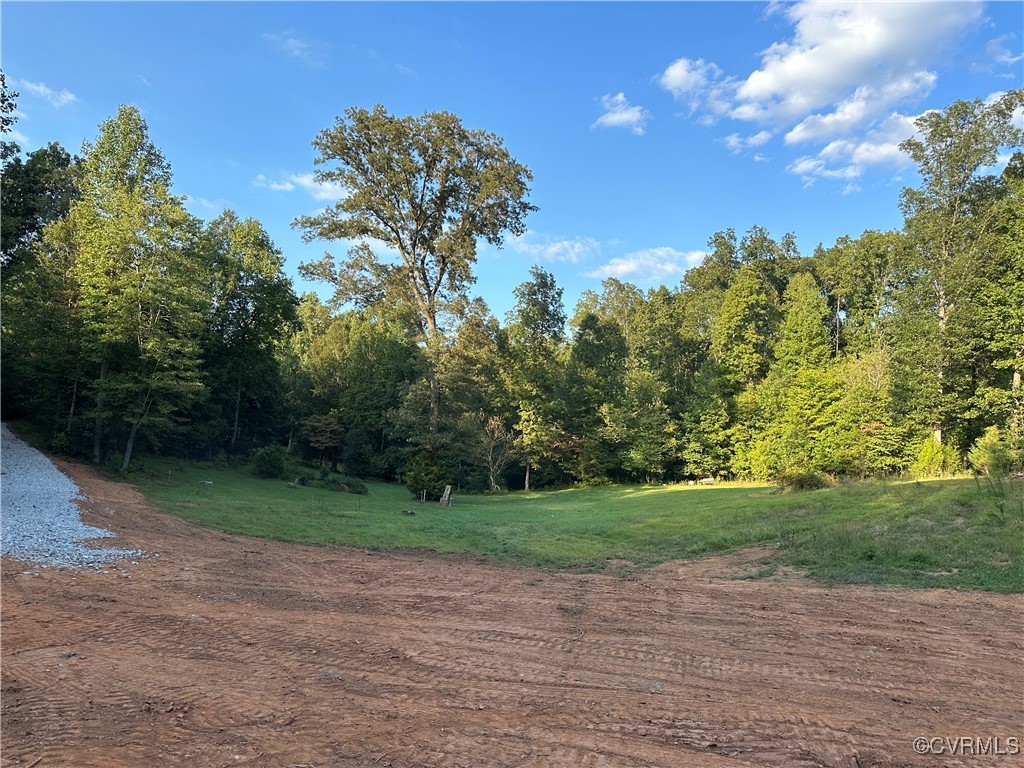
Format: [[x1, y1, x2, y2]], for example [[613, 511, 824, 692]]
[[3, 461, 1022, 767]]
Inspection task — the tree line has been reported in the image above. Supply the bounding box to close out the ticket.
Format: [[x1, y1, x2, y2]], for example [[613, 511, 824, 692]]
[[2, 73, 1021, 492]]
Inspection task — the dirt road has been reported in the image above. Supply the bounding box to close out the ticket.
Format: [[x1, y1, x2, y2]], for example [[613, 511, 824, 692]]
[[2, 461, 1021, 767]]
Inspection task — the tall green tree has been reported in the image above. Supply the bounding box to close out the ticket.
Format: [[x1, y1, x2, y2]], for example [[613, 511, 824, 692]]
[[745, 272, 839, 478], [202, 210, 298, 453], [295, 105, 536, 433], [815, 230, 909, 355], [302, 306, 420, 478], [560, 312, 627, 482], [898, 89, 1023, 447], [773, 272, 831, 371], [710, 264, 778, 386], [0, 214, 87, 443], [70, 105, 207, 468], [601, 363, 677, 482], [1, 142, 80, 269], [504, 266, 567, 489], [0, 70, 19, 163], [979, 154, 1024, 460], [679, 228, 740, 343]]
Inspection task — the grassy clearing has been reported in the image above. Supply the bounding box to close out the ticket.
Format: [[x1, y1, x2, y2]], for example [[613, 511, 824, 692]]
[[129, 459, 1024, 592]]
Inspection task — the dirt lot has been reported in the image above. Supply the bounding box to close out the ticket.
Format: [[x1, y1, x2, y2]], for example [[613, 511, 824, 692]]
[[2, 461, 1021, 768]]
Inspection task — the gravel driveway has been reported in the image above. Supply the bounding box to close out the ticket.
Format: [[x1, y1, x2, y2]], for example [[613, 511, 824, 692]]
[[0, 423, 144, 566]]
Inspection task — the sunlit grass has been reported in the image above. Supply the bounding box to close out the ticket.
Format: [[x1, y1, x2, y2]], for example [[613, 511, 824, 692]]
[[131, 459, 1024, 592]]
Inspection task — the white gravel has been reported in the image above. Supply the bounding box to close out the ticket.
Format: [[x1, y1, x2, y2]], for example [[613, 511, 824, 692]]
[[1, 423, 146, 567]]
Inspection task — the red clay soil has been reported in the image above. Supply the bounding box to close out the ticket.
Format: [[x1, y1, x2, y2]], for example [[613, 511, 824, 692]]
[[2, 461, 1022, 768]]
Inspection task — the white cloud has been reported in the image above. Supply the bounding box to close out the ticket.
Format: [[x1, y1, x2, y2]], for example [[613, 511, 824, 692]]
[[253, 172, 345, 201], [592, 92, 651, 136], [986, 35, 1024, 67], [510, 232, 603, 264], [659, 58, 723, 104], [784, 71, 935, 144], [16, 79, 77, 108], [289, 172, 346, 201], [8, 128, 30, 146], [730, 1, 979, 127], [722, 130, 772, 154], [787, 156, 860, 186], [585, 247, 706, 283], [656, 0, 983, 186], [253, 173, 295, 193], [263, 30, 328, 68], [789, 112, 920, 187]]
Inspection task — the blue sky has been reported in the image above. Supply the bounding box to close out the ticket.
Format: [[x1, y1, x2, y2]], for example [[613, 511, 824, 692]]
[[4, 1, 1022, 319]]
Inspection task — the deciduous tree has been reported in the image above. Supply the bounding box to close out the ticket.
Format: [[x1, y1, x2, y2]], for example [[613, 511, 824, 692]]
[[295, 105, 536, 433]]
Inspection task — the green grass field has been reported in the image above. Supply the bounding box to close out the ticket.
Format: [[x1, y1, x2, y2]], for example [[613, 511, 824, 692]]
[[129, 459, 1024, 592]]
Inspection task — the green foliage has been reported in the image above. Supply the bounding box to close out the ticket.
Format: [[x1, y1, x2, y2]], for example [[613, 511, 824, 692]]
[[911, 436, 961, 478], [251, 444, 287, 479], [201, 210, 298, 455], [404, 451, 451, 500], [968, 426, 1013, 477], [773, 272, 831, 371], [0, 70, 19, 163], [315, 471, 368, 494], [6, 94, 1024, 500], [776, 471, 829, 492], [295, 105, 537, 434], [504, 266, 567, 489], [1, 141, 80, 268], [710, 264, 778, 385]]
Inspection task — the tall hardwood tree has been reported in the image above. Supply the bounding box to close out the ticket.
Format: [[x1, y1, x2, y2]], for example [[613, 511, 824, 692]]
[[899, 89, 1023, 447], [504, 266, 567, 489], [0, 70, 19, 163], [295, 105, 536, 433], [1, 142, 80, 269], [70, 105, 207, 468], [203, 210, 298, 453]]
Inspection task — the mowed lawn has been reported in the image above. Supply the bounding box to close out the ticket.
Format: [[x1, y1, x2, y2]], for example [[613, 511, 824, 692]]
[[133, 462, 1023, 592]]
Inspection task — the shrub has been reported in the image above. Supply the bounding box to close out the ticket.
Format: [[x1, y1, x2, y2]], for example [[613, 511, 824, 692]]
[[251, 444, 287, 479], [404, 451, 450, 500], [316, 473, 368, 494], [911, 436, 960, 478], [968, 426, 1012, 477], [776, 471, 828, 492], [48, 432, 71, 455]]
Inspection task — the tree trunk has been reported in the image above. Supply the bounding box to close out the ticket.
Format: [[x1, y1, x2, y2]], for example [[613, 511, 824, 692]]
[[420, 309, 442, 435], [66, 376, 79, 434], [92, 353, 109, 465], [230, 376, 242, 451], [331, 447, 339, 473], [429, 374, 441, 434], [121, 421, 141, 471], [121, 387, 155, 471], [933, 282, 947, 445], [524, 463, 531, 491]]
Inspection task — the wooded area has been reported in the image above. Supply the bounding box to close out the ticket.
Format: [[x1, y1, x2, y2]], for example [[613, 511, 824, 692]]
[[2, 73, 1022, 492]]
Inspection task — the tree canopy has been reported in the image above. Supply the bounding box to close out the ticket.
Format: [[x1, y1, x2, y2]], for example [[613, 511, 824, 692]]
[[3, 91, 1023, 488]]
